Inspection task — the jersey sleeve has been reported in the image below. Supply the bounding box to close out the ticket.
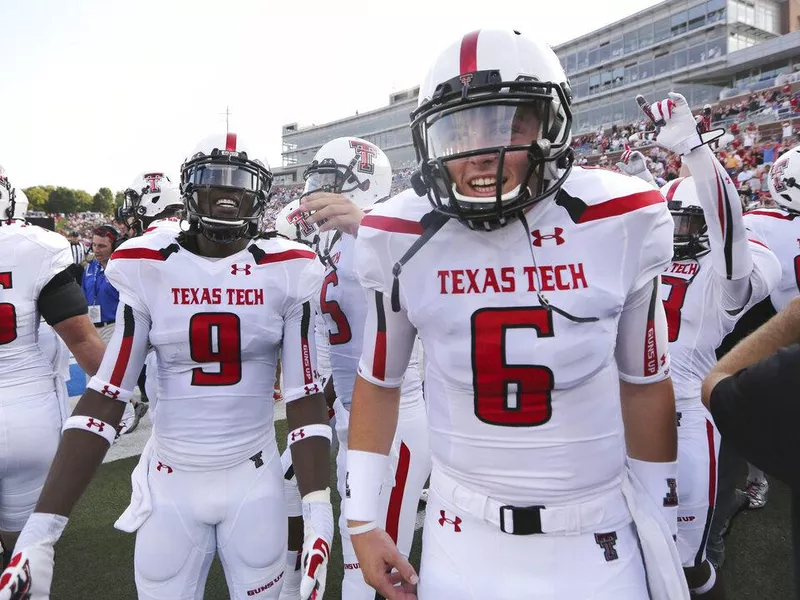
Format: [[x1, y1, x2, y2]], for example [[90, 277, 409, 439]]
[[105, 255, 147, 313], [281, 255, 325, 403], [314, 305, 331, 380], [625, 193, 674, 296], [34, 232, 74, 298], [616, 276, 671, 384], [357, 289, 418, 389], [86, 302, 151, 403]]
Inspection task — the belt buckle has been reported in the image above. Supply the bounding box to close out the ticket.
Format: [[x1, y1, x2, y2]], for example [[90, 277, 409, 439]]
[[499, 504, 545, 535]]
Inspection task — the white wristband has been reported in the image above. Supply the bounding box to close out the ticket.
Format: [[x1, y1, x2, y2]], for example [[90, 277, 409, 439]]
[[628, 457, 679, 536], [87, 376, 133, 403], [63, 415, 118, 446], [287, 424, 332, 447], [344, 450, 389, 524], [16, 512, 69, 549], [347, 521, 377, 536]]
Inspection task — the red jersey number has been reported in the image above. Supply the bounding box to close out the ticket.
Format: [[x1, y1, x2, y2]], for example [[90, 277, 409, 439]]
[[320, 270, 352, 345], [661, 275, 690, 343], [471, 307, 554, 427], [0, 272, 17, 345], [189, 313, 242, 386]]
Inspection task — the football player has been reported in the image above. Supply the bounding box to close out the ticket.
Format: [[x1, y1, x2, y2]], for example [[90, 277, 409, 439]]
[[643, 93, 780, 598], [294, 137, 432, 600], [0, 173, 105, 565], [737, 144, 800, 508], [345, 30, 687, 600], [0, 135, 333, 600]]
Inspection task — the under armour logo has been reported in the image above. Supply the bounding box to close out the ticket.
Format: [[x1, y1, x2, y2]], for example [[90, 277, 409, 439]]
[[156, 461, 173, 473], [438, 510, 462, 532], [676, 412, 682, 427], [345, 472, 351, 498], [531, 227, 565, 247], [231, 264, 252, 275], [101, 385, 120, 400], [291, 429, 305, 442], [660, 354, 667, 367], [304, 384, 320, 395], [86, 418, 105, 431], [250, 451, 264, 469], [664, 478, 678, 507], [594, 532, 619, 562]]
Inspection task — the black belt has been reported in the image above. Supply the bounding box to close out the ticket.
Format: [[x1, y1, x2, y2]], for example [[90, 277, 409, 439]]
[[94, 321, 115, 328], [499, 504, 546, 535]]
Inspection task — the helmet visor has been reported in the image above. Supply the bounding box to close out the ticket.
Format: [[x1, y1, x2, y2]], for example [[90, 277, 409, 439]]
[[303, 168, 346, 196], [671, 212, 705, 238], [426, 102, 547, 159], [185, 164, 265, 193]]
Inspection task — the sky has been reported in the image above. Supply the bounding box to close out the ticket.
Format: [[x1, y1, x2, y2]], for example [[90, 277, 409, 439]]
[[0, 0, 664, 193]]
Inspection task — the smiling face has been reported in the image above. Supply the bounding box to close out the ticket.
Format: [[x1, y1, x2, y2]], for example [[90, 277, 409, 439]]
[[427, 103, 543, 199]]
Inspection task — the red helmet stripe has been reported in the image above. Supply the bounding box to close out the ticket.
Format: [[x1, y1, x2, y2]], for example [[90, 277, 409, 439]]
[[460, 30, 480, 75], [665, 177, 686, 202], [225, 132, 238, 152]]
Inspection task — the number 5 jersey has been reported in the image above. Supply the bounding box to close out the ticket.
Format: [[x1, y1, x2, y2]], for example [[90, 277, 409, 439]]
[[354, 167, 674, 506], [87, 229, 324, 470]]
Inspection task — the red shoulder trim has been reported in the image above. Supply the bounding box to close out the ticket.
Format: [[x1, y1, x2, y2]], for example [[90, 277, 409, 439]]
[[577, 190, 664, 224], [361, 215, 424, 234], [111, 248, 167, 261], [256, 248, 316, 265], [748, 238, 770, 250], [745, 210, 794, 220]]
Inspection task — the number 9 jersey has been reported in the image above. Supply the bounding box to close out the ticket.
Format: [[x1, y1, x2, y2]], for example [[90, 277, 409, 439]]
[[87, 229, 324, 470], [354, 168, 674, 506]]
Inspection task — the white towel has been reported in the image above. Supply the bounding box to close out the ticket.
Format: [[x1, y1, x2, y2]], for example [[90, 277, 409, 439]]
[[114, 435, 156, 532], [621, 467, 690, 600]]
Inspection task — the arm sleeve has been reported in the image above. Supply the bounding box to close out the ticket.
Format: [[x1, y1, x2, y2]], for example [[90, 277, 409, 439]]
[[37, 269, 88, 325], [86, 302, 150, 403], [281, 257, 325, 403], [357, 290, 418, 389], [682, 146, 753, 308], [314, 306, 331, 381], [710, 344, 800, 488], [616, 277, 671, 384]]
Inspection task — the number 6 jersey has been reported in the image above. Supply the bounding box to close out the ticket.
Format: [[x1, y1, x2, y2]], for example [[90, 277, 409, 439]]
[[354, 168, 673, 506], [87, 229, 324, 470]]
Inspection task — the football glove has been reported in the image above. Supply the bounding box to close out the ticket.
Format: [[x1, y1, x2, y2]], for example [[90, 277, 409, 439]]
[[616, 145, 656, 186], [0, 545, 55, 600], [635, 92, 724, 156], [300, 488, 334, 600]]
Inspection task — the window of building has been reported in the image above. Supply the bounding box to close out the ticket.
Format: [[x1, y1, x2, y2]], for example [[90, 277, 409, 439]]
[[612, 101, 624, 123], [707, 35, 727, 59], [573, 76, 589, 99], [707, 0, 726, 22], [673, 48, 688, 70], [597, 43, 611, 64], [601, 70, 612, 91], [671, 11, 688, 36], [611, 36, 624, 58], [688, 42, 706, 65], [577, 49, 588, 70], [624, 30, 638, 54], [565, 53, 576, 73], [612, 67, 625, 87], [639, 23, 655, 47], [688, 4, 707, 29], [639, 59, 653, 80], [624, 64, 639, 84], [654, 53, 672, 76], [654, 17, 671, 43], [589, 73, 601, 94], [588, 47, 598, 67]]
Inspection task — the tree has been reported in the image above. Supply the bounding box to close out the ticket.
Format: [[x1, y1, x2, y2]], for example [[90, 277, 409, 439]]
[[114, 191, 125, 210], [22, 186, 51, 211], [45, 187, 79, 214], [75, 190, 93, 213], [92, 187, 115, 215]]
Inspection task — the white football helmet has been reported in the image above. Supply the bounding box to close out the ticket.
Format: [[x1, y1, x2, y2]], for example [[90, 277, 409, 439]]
[[0, 165, 25, 222], [120, 172, 182, 234], [410, 29, 573, 229], [301, 137, 392, 208], [180, 133, 272, 243], [661, 177, 708, 259], [768, 145, 800, 213], [275, 199, 315, 244]]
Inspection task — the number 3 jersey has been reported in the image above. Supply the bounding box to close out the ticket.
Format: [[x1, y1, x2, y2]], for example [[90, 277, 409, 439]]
[[88, 230, 324, 470], [0, 222, 73, 398], [354, 168, 674, 506]]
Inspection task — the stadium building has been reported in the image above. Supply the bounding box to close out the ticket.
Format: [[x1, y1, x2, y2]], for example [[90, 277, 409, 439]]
[[274, 0, 800, 183]]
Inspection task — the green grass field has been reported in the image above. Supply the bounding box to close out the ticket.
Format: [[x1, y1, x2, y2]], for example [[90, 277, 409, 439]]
[[50, 420, 793, 599]]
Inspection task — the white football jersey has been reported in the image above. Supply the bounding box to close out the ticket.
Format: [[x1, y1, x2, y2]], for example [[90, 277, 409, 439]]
[[663, 245, 778, 406], [743, 209, 800, 311], [320, 233, 423, 410], [355, 168, 673, 505], [0, 222, 73, 397], [98, 230, 324, 470], [142, 217, 182, 236]]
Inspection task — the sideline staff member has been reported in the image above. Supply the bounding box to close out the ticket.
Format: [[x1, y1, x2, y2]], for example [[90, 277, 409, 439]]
[[81, 225, 119, 343]]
